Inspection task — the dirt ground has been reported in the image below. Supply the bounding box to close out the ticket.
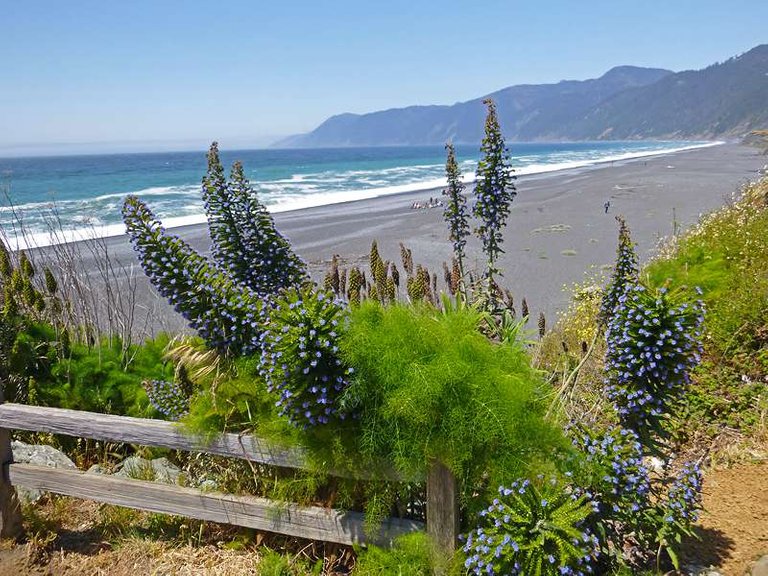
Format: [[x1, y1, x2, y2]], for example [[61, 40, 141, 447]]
[[1, 460, 767, 575], [682, 460, 768, 576]]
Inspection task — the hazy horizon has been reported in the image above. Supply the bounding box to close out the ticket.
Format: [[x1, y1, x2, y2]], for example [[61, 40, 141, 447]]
[[3, 0, 767, 156]]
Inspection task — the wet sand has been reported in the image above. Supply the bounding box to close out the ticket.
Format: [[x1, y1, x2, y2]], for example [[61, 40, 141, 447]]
[[51, 143, 767, 337]]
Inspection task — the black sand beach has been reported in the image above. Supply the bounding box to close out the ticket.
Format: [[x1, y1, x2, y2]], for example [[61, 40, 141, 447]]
[[54, 143, 767, 338]]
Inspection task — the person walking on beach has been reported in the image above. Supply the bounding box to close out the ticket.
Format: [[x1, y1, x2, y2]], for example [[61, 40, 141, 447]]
[[604, 200, 611, 214]]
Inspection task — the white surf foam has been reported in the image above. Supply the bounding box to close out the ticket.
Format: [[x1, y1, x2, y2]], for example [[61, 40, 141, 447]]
[[4, 141, 722, 251]]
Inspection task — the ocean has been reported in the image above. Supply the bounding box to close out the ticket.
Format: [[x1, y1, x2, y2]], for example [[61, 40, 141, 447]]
[[0, 141, 718, 250]]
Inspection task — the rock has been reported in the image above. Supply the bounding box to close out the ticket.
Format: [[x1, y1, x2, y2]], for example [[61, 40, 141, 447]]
[[751, 554, 768, 576], [682, 565, 724, 576], [113, 456, 181, 484], [11, 441, 77, 503], [643, 455, 666, 474], [86, 464, 106, 475], [198, 479, 218, 492]]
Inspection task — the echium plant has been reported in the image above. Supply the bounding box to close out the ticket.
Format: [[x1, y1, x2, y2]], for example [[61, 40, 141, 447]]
[[649, 461, 703, 570], [473, 99, 516, 284], [258, 287, 353, 428], [570, 425, 651, 563], [462, 478, 599, 575], [604, 283, 704, 445], [122, 196, 267, 355], [571, 426, 650, 520], [599, 216, 639, 326], [203, 143, 307, 297], [144, 379, 191, 421], [570, 424, 704, 571], [442, 142, 470, 298]]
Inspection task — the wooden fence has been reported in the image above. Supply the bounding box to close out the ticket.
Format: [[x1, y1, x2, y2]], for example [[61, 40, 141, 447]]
[[0, 394, 458, 551]]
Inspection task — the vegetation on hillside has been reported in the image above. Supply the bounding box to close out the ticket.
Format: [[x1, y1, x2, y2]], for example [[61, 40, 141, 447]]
[[2, 105, 767, 574]]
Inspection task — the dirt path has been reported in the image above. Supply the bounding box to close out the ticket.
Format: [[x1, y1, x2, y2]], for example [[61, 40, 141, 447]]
[[683, 460, 768, 575]]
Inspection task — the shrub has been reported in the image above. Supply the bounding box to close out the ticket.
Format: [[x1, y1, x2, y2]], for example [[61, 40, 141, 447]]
[[339, 301, 567, 506], [644, 177, 768, 437], [123, 195, 268, 355], [462, 479, 599, 575], [604, 284, 704, 446], [258, 287, 353, 428], [42, 335, 173, 417], [353, 532, 436, 575]]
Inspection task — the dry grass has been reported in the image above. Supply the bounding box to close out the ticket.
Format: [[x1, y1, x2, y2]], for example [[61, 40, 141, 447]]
[[1, 496, 354, 576]]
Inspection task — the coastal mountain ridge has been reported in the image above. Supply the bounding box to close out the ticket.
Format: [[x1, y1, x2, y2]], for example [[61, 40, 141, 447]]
[[275, 44, 768, 147]]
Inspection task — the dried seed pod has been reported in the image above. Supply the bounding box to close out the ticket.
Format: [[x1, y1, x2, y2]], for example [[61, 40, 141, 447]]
[[390, 263, 400, 288], [19, 251, 34, 278], [323, 271, 334, 292], [386, 276, 396, 302], [400, 242, 414, 276], [44, 267, 58, 295], [521, 298, 530, 318], [450, 258, 461, 295], [538, 312, 546, 338]]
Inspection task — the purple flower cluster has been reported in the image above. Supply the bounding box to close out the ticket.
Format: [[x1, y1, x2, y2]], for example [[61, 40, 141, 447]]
[[473, 100, 517, 279], [203, 145, 307, 297], [662, 461, 703, 525], [144, 379, 190, 421], [258, 288, 352, 428], [604, 284, 704, 441], [462, 480, 598, 575], [571, 426, 650, 520], [599, 217, 639, 324], [442, 143, 470, 269], [122, 196, 268, 355]]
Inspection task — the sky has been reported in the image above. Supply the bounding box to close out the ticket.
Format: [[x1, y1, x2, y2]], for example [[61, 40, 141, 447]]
[[1, 0, 767, 156]]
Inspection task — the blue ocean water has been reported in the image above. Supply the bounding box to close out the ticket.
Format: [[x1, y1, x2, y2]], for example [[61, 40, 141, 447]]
[[0, 141, 715, 248]]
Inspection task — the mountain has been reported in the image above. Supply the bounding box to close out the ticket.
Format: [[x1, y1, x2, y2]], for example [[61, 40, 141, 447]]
[[275, 45, 768, 147], [563, 45, 768, 139]]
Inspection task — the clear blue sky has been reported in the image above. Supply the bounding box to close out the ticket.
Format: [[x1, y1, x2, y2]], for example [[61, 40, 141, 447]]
[[2, 0, 766, 155]]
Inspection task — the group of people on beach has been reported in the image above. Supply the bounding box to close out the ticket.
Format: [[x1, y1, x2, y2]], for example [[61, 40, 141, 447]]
[[411, 197, 444, 210]]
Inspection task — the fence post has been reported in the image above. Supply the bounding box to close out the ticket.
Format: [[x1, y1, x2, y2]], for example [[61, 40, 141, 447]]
[[0, 388, 23, 539], [426, 459, 458, 556]]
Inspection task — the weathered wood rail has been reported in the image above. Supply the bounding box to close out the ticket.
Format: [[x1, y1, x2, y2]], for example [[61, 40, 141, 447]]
[[0, 395, 458, 549]]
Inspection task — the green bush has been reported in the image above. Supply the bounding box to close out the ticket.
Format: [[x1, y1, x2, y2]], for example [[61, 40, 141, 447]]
[[353, 532, 441, 575], [340, 301, 568, 512], [645, 177, 768, 437], [38, 334, 174, 417]]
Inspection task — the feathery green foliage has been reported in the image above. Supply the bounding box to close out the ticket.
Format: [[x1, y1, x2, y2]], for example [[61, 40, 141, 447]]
[[42, 335, 173, 417], [339, 301, 567, 506], [353, 532, 442, 575]]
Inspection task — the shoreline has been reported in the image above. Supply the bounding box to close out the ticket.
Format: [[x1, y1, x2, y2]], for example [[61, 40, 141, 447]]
[[7, 140, 722, 252], [26, 142, 767, 339]]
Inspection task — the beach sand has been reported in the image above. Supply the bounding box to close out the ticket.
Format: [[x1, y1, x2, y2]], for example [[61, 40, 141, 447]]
[[52, 143, 767, 338]]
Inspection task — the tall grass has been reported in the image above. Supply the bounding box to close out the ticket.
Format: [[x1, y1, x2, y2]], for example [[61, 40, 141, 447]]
[[1, 183, 166, 365]]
